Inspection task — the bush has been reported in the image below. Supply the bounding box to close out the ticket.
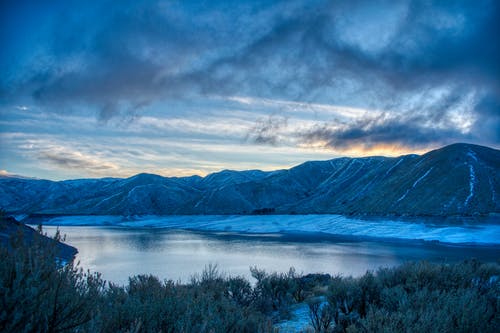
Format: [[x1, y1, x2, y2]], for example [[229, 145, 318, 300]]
[[96, 266, 271, 333], [1, 222, 498, 332], [250, 266, 299, 317], [0, 227, 104, 333], [325, 261, 500, 333], [308, 299, 334, 333], [0, 227, 272, 333]]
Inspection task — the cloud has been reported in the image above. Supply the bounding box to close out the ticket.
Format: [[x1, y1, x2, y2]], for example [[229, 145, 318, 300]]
[[471, 93, 500, 143], [37, 149, 118, 174], [1, 0, 499, 147], [2, 1, 303, 117], [0, 169, 35, 179], [246, 115, 288, 146], [14, 139, 122, 175], [300, 111, 474, 151]]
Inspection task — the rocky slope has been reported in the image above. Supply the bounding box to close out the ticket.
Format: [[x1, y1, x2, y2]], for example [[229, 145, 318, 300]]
[[1, 143, 498, 216]]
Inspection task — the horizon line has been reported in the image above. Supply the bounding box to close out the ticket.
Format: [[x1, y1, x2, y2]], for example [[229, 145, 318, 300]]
[[2, 142, 497, 182]]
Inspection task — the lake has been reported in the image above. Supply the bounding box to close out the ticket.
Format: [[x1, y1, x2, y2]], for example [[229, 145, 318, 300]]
[[38, 221, 500, 285]]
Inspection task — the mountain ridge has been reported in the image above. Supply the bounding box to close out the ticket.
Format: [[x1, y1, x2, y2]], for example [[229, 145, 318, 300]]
[[1, 143, 499, 217]]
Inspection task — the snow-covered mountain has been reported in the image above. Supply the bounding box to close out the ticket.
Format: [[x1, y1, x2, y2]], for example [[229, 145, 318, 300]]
[[1, 143, 499, 216]]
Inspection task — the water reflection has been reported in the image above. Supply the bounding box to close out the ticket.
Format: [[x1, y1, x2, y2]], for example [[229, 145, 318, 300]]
[[40, 226, 500, 286]]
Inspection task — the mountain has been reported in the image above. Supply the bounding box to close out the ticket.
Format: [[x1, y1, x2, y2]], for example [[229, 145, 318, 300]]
[[1, 143, 499, 217]]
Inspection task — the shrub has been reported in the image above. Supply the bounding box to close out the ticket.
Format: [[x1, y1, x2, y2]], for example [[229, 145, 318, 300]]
[[308, 299, 334, 333], [250, 267, 299, 317], [327, 261, 500, 333], [0, 227, 104, 333], [226, 276, 253, 307], [1, 222, 498, 333]]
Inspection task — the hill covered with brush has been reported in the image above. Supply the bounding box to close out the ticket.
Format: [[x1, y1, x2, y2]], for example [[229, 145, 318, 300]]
[[1, 143, 498, 217]]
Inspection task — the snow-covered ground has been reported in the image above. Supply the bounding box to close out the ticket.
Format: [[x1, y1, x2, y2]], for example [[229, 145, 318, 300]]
[[31, 214, 500, 245], [274, 297, 328, 332], [274, 302, 314, 332]]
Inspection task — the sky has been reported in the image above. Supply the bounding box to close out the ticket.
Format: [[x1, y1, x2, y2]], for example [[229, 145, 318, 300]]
[[1, 0, 499, 180]]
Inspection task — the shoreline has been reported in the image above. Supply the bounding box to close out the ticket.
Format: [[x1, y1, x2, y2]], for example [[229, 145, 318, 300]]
[[32, 215, 500, 248]]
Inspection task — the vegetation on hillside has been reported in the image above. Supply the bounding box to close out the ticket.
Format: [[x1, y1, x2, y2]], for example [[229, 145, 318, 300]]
[[0, 224, 499, 332], [2, 143, 498, 217]]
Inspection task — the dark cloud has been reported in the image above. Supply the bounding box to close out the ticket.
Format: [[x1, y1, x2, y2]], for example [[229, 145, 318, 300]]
[[300, 112, 471, 151], [38, 150, 116, 172], [472, 93, 500, 143], [246, 115, 288, 146], [196, 0, 499, 93], [1, 0, 499, 147]]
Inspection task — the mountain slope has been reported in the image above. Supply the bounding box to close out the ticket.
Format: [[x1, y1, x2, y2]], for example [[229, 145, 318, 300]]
[[1, 143, 498, 216], [291, 144, 499, 215]]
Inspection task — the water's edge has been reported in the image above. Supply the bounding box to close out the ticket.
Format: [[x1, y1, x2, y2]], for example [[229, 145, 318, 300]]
[[37, 225, 500, 285], [24, 214, 500, 246]]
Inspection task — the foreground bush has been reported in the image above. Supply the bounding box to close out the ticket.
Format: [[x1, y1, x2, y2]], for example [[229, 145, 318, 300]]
[[0, 228, 104, 332], [323, 261, 500, 333], [0, 224, 498, 332], [0, 228, 273, 333]]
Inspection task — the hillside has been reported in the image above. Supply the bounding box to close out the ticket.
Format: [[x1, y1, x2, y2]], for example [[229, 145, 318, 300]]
[[1, 143, 499, 217], [0, 215, 77, 261]]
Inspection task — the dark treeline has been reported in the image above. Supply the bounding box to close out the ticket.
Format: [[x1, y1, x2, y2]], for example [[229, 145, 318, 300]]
[[0, 226, 499, 333]]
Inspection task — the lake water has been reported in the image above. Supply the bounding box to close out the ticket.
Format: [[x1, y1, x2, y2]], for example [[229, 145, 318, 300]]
[[40, 225, 500, 285]]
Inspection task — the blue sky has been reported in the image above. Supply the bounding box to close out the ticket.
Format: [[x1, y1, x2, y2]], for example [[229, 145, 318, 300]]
[[1, 0, 499, 180]]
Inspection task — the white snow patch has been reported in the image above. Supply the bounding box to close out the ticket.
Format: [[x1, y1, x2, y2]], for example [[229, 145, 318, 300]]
[[43, 215, 123, 226], [467, 150, 478, 162], [384, 157, 405, 177], [275, 302, 314, 332], [194, 199, 203, 208], [414, 157, 427, 168], [95, 192, 122, 207], [396, 189, 410, 203], [353, 178, 376, 199], [464, 164, 476, 207], [336, 159, 361, 180], [319, 159, 352, 186], [488, 177, 497, 205], [397, 167, 434, 203], [464, 149, 478, 207], [39, 215, 500, 245], [412, 167, 434, 189]]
